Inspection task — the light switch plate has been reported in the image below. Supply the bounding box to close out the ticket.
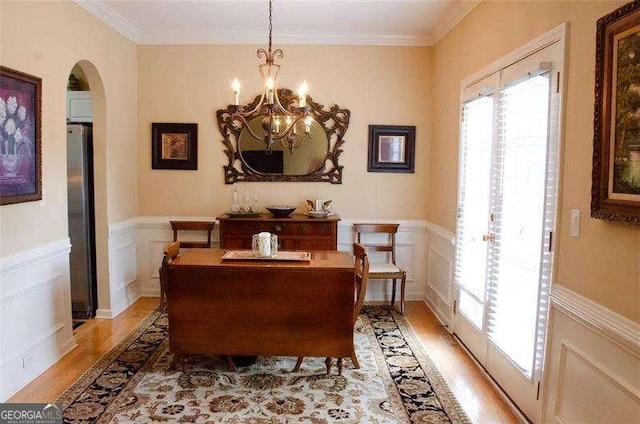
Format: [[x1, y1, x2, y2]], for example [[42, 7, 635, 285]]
[[570, 209, 580, 238]]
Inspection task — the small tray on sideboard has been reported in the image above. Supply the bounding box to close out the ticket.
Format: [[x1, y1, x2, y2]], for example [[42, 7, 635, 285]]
[[225, 211, 261, 218], [221, 250, 311, 262]]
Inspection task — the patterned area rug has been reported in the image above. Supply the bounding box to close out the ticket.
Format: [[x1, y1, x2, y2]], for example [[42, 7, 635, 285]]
[[58, 307, 470, 423]]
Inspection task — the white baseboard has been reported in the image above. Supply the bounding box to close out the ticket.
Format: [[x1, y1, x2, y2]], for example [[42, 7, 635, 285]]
[[95, 308, 113, 319], [423, 294, 450, 329]]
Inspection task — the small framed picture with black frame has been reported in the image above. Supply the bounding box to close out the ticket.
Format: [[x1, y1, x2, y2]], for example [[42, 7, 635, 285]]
[[151, 123, 198, 170], [367, 125, 415, 173]]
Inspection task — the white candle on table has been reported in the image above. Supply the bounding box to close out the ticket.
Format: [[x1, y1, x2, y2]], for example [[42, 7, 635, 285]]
[[258, 232, 271, 257]]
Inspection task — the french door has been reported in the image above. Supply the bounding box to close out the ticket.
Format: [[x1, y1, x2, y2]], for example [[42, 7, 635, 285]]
[[453, 35, 564, 422]]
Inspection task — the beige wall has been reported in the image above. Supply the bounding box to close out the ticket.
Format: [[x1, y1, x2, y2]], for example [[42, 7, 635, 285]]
[[137, 45, 432, 219], [0, 1, 138, 258], [431, 1, 639, 321]]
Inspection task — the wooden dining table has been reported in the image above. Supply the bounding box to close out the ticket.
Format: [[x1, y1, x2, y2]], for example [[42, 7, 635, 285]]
[[166, 248, 355, 370]]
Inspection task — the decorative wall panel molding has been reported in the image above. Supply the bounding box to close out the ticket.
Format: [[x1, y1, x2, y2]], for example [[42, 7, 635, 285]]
[[0, 238, 74, 401], [550, 284, 640, 356], [542, 285, 640, 423], [0, 239, 70, 274], [108, 220, 140, 317], [424, 223, 455, 327]]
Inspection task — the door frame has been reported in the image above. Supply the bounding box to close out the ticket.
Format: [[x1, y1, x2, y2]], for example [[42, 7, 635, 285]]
[[451, 23, 568, 423]]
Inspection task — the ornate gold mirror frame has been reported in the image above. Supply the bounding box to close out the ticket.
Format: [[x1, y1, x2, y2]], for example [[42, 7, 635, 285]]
[[217, 88, 350, 184]]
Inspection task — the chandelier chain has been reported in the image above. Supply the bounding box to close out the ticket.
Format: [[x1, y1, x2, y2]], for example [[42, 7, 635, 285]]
[[268, 0, 273, 54]]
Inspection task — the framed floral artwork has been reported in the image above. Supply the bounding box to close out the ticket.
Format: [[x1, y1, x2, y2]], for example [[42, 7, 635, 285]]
[[367, 125, 415, 173], [151, 123, 198, 170], [0, 66, 42, 205], [591, 0, 640, 224]]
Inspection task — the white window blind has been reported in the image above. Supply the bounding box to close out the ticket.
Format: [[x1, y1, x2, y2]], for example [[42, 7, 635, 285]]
[[454, 95, 495, 329], [487, 73, 552, 378]]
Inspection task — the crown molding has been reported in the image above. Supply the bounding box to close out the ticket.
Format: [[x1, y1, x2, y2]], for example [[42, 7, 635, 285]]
[[431, 0, 481, 44], [73, 0, 434, 46], [140, 30, 433, 47], [73, 0, 143, 44]]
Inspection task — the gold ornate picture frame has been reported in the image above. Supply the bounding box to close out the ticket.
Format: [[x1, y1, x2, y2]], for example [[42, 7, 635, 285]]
[[591, 0, 640, 224]]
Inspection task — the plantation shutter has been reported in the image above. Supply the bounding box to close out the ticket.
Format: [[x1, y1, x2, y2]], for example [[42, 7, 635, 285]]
[[454, 74, 498, 329], [486, 51, 559, 378]]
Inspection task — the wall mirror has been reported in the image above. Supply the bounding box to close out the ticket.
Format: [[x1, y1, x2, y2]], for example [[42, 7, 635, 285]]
[[217, 89, 350, 184]]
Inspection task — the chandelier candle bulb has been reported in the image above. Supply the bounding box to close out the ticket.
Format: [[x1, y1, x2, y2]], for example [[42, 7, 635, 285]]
[[232, 79, 241, 105], [266, 77, 275, 104], [297, 81, 309, 107], [305, 116, 312, 134]]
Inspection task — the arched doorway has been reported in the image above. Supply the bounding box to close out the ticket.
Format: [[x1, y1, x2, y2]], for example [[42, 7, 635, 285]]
[[65, 60, 110, 322]]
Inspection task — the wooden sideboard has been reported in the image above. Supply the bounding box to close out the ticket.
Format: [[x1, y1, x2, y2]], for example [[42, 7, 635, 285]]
[[217, 213, 340, 250]]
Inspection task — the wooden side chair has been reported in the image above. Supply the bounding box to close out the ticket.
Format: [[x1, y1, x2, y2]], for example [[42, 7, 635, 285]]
[[293, 243, 369, 375], [170, 220, 215, 248], [159, 241, 180, 308], [354, 223, 407, 314]]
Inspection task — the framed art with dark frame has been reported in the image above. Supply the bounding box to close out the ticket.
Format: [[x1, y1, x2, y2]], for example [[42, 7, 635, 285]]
[[152, 123, 198, 170], [591, 0, 640, 225], [0, 66, 42, 205], [368, 125, 415, 173]]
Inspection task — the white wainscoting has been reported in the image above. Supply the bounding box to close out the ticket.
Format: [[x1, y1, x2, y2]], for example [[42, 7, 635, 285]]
[[338, 218, 428, 302], [542, 285, 640, 424], [135, 216, 430, 303], [0, 239, 75, 401], [103, 218, 141, 318], [136, 216, 219, 298], [424, 222, 455, 328]]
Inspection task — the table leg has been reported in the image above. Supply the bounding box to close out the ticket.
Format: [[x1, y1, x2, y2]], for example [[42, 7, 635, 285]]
[[325, 357, 332, 375]]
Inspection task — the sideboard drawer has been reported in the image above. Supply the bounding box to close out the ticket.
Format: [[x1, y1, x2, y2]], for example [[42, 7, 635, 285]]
[[217, 213, 340, 251]]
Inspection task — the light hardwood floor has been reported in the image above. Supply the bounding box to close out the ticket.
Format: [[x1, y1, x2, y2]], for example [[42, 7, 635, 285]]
[[9, 297, 159, 403], [403, 302, 519, 423], [10, 298, 518, 423]]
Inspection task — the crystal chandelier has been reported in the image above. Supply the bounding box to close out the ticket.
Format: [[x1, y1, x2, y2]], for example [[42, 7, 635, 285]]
[[229, 0, 314, 154]]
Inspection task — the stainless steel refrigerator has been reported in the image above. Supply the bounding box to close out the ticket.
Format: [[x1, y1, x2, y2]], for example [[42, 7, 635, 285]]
[[67, 123, 97, 319]]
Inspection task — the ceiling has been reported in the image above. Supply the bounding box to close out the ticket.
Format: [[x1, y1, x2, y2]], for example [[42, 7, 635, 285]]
[[74, 0, 480, 46]]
